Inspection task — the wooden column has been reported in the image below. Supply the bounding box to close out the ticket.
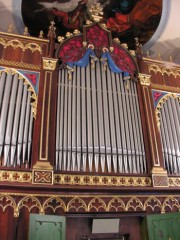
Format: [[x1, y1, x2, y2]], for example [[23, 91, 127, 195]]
[[32, 57, 58, 184], [138, 73, 168, 187]]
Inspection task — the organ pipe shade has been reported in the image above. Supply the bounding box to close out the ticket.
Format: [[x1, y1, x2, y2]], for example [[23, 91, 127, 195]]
[[159, 96, 180, 174], [0, 70, 34, 168], [55, 61, 147, 174]]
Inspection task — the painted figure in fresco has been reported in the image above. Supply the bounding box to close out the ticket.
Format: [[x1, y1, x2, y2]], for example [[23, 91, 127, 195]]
[[104, 0, 162, 33], [47, 0, 90, 32]]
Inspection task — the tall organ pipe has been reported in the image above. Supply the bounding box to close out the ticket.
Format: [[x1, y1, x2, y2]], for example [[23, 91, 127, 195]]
[[56, 61, 146, 174]]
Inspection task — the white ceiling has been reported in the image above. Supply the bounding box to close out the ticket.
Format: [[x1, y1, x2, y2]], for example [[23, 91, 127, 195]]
[[143, 0, 180, 64], [0, 0, 179, 64]]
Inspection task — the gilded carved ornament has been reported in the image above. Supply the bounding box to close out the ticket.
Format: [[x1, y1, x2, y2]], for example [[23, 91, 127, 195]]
[[0, 38, 42, 53], [42, 57, 58, 71], [89, 3, 103, 22], [5, 39, 24, 49], [0, 68, 37, 118], [24, 42, 42, 53], [138, 73, 151, 86], [155, 93, 179, 130], [148, 64, 180, 78], [1, 193, 180, 216], [0, 59, 41, 70]]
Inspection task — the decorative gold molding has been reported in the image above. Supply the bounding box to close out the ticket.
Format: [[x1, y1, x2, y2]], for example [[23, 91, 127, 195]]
[[39, 71, 52, 160], [0, 59, 41, 70], [32, 169, 53, 185], [5, 39, 24, 49], [1, 193, 180, 215], [155, 92, 180, 130], [0, 67, 38, 118], [138, 73, 151, 86], [33, 161, 53, 170], [143, 57, 180, 67], [169, 177, 180, 187], [151, 167, 167, 174], [42, 57, 58, 70], [1, 170, 180, 189], [152, 174, 168, 188], [151, 168, 168, 188], [0, 38, 43, 53], [89, 3, 103, 22], [0, 31, 49, 43], [151, 83, 180, 92], [0, 171, 32, 183], [54, 174, 151, 187], [24, 42, 42, 53], [148, 64, 180, 78]]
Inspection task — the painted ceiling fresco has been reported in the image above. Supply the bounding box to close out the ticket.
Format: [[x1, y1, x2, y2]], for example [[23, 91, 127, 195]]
[[22, 0, 162, 49]]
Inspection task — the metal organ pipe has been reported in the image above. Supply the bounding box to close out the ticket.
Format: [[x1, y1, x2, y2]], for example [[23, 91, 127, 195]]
[[0, 72, 13, 159], [56, 61, 147, 174], [4, 74, 18, 166]]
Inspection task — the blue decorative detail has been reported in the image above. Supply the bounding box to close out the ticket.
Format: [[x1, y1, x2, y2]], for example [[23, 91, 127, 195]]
[[67, 48, 97, 69], [0, 66, 4, 71], [101, 51, 130, 76], [66, 48, 130, 79], [152, 90, 167, 108], [18, 70, 40, 94]]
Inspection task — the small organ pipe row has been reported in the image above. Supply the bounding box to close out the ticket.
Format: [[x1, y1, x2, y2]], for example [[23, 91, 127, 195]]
[[0, 71, 34, 167], [56, 61, 147, 174], [160, 97, 180, 174]]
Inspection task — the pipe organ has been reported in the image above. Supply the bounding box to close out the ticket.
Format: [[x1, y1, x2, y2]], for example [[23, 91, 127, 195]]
[[56, 62, 147, 174], [0, 21, 180, 240]]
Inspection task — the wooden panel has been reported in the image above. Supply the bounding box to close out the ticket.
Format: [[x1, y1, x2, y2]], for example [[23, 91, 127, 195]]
[[29, 214, 66, 240], [142, 212, 180, 240], [0, 207, 15, 240], [4, 46, 23, 62]]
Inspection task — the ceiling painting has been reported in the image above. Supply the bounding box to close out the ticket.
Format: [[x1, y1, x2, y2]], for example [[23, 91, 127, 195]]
[[21, 0, 162, 48]]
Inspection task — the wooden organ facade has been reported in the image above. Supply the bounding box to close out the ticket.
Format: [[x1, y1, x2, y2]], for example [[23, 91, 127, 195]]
[[0, 22, 180, 240]]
